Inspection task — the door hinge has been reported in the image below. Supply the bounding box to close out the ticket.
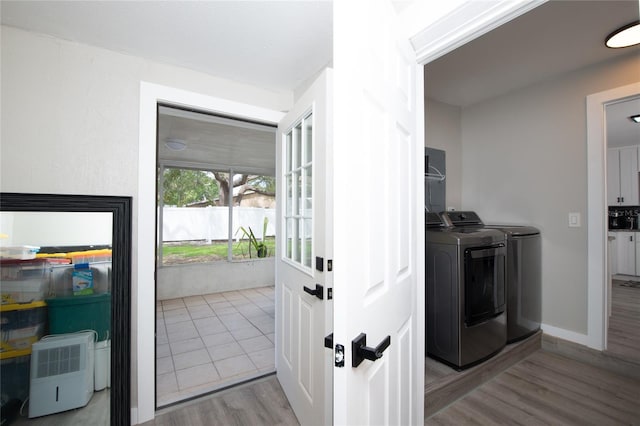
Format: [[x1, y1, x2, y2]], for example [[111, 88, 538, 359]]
[[327, 287, 333, 300], [335, 344, 345, 367], [327, 259, 333, 272]]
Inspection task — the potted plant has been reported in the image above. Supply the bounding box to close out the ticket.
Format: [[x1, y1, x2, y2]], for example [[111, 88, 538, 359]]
[[235, 217, 269, 258]]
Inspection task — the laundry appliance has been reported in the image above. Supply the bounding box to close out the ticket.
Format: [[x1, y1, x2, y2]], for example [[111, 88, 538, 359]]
[[425, 211, 507, 370]]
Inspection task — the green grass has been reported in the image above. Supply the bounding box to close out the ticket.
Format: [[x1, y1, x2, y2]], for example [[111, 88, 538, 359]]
[[162, 238, 276, 264]]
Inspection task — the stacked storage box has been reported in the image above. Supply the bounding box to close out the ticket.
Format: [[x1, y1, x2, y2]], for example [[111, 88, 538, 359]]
[[0, 258, 64, 414]]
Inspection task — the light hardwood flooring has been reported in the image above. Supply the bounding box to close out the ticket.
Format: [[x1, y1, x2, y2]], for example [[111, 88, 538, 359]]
[[608, 279, 640, 363], [426, 350, 640, 425], [144, 348, 638, 426], [146, 374, 299, 426]]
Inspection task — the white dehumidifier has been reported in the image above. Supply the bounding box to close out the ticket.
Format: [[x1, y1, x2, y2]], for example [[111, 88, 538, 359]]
[[28, 331, 95, 418]]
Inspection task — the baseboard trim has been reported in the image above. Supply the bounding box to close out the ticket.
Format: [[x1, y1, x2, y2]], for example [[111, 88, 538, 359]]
[[540, 323, 589, 346]]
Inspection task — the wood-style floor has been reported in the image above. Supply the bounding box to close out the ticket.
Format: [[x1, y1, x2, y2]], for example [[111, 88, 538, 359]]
[[144, 348, 639, 426], [426, 350, 640, 425], [608, 279, 640, 363]]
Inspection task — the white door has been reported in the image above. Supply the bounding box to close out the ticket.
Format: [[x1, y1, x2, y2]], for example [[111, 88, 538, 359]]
[[276, 69, 333, 425], [333, 0, 425, 425]]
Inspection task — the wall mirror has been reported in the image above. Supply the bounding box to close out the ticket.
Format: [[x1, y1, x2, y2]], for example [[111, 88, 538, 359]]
[[0, 193, 131, 426]]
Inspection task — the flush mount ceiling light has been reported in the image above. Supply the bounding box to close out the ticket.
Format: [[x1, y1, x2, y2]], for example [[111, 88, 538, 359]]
[[164, 138, 187, 151], [630, 114, 640, 123], [605, 21, 640, 48]]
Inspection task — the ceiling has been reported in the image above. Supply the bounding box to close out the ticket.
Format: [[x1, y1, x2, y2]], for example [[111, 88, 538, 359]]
[[0, 0, 333, 94], [424, 0, 640, 148], [157, 106, 277, 175], [424, 0, 640, 108], [2, 1, 638, 157]]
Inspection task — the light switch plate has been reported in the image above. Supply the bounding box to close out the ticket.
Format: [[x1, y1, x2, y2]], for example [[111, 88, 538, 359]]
[[569, 212, 581, 227]]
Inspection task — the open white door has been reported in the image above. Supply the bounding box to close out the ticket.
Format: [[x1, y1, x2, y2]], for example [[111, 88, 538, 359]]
[[333, 0, 425, 425], [276, 69, 333, 425]]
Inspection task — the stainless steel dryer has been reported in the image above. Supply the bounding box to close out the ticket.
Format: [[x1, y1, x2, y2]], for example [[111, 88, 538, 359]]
[[425, 211, 507, 370], [484, 225, 541, 343]]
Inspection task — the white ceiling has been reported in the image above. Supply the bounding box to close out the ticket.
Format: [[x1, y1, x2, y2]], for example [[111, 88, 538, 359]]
[[0, 0, 333, 94], [2, 1, 638, 157], [158, 106, 277, 175]]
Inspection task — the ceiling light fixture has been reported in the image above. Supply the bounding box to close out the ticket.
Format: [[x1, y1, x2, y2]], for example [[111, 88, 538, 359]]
[[630, 114, 640, 123], [164, 138, 187, 151], [605, 21, 640, 48]]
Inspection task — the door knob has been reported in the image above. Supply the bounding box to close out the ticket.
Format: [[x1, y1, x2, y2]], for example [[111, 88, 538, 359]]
[[303, 283, 324, 300], [351, 333, 391, 367]]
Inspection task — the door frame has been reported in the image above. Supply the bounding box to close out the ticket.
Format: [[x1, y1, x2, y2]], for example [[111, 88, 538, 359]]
[[137, 82, 284, 423], [586, 82, 640, 351]]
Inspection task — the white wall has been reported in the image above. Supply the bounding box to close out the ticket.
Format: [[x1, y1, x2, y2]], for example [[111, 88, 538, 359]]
[[460, 52, 640, 335], [425, 98, 462, 210], [0, 25, 291, 421]]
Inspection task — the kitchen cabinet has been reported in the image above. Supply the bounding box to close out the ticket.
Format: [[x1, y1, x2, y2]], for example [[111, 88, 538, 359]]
[[607, 146, 639, 206], [615, 231, 636, 275]]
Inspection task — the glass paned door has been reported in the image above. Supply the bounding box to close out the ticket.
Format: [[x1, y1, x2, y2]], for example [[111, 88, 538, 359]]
[[284, 112, 313, 269]]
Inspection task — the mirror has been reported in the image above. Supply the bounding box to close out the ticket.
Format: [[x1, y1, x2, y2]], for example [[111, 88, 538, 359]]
[[0, 193, 131, 426]]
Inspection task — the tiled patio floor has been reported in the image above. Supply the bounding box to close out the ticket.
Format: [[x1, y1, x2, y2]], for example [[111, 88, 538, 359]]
[[156, 286, 275, 407]]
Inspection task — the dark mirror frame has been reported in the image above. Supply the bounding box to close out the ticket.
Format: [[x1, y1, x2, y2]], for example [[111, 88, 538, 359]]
[[0, 193, 131, 426]]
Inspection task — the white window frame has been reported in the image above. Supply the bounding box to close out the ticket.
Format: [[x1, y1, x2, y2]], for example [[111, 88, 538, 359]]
[[282, 109, 314, 275]]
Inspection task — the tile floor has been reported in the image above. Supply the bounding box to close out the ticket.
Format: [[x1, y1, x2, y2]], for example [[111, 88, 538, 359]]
[[156, 286, 275, 407]]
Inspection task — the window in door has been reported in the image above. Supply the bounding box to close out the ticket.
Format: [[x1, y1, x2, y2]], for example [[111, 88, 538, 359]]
[[283, 112, 313, 269]]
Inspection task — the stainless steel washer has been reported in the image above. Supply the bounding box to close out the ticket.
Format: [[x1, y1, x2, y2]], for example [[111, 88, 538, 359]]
[[425, 211, 507, 370]]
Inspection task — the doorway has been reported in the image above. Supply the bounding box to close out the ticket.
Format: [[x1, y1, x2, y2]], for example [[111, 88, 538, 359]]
[[154, 105, 278, 407], [602, 95, 640, 363]]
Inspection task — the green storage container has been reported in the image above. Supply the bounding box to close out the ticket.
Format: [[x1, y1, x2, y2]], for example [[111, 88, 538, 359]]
[[46, 293, 111, 341]]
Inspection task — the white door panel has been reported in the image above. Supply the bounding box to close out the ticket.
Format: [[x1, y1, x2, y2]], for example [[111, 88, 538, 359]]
[[333, 0, 424, 425], [276, 69, 333, 425]]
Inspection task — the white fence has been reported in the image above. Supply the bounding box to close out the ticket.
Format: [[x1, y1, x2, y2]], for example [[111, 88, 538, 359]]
[[162, 206, 276, 242]]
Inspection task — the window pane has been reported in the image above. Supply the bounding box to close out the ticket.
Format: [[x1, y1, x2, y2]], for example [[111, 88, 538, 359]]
[[305, 166, 312, 212], [305, 114, 313, 164], [286, 131, 292, 172], [294, 218, 301, 263], [286, 174, 293, 216], [286, 218, 294, 259], [303, 218, 312, 268], [295, 171, 302, 216], [295, 123, 302, 169], [160, 167, 227, 265]]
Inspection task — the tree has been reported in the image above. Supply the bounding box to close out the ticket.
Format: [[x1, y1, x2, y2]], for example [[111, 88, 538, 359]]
[[213, 173, 276, 206], [162, 168, 219, 207], [162, 168, 276, 207]]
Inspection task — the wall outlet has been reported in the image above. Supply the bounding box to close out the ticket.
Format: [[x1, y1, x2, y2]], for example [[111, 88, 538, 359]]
[[569, 212, 581, 227]]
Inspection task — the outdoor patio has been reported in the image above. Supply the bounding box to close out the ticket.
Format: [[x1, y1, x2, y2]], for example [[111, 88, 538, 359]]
[[156, 286, 275, 406]]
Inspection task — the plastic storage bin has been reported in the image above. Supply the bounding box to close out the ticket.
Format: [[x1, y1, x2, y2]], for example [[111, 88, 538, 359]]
[[1, 353, 31, 403], [0, 245, 40, 260], [0, 301, 47, 353], [46, 293, 111, 341], [1, 258, 69, 304]]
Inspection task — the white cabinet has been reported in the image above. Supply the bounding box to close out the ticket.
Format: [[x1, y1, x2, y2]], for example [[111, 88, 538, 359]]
[[615, 231, 636, 275], [607, 146, 640, 206]]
